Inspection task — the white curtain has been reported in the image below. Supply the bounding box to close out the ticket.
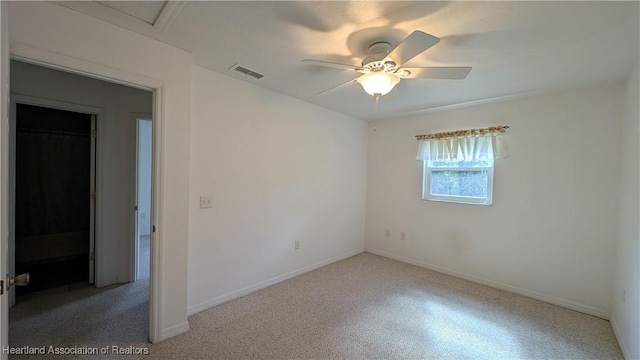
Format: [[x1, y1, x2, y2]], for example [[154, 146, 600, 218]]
[[416, 131, 509, 161]]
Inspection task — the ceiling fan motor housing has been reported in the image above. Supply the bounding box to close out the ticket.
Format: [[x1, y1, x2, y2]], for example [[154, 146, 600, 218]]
[[362, 42, 397, 72]]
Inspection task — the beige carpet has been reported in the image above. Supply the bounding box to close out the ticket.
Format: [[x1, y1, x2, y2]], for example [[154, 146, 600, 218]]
[[10, 251, 622, 359]]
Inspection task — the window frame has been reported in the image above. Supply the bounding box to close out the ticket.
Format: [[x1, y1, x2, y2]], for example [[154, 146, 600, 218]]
[[422, 159, 494, 205]]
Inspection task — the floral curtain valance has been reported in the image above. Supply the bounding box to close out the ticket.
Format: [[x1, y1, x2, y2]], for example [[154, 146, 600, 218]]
[[416, 126, 509, 161]]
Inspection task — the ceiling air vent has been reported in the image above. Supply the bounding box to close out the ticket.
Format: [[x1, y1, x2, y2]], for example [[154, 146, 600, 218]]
[[230, 64, 265, 80]]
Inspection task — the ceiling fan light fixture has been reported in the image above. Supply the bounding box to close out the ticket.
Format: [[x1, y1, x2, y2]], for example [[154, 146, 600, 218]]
[[357, 72, 400, 97]]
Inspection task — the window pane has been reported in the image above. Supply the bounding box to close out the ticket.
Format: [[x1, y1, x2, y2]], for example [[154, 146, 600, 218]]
[[430, 170, 487, 197]]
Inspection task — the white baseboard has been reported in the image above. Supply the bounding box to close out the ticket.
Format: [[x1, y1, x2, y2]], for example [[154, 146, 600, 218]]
[[366, 247, 610, 320], [159, 321, 190, 342], [610, 315, 631, 360], [187, 248, 365, 316]]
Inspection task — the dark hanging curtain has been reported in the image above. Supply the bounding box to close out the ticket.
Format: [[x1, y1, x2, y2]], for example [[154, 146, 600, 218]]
[[15, 130, 91, 237], [15, 104, 92, 293], [15, 103, 91, 238]]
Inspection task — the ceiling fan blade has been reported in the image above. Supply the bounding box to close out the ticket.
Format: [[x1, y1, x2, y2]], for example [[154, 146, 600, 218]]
[[387, 30, 440, 67], [301, 59, 363, 72], [400, 67, 472, 80], [316, 78, 359, 95]]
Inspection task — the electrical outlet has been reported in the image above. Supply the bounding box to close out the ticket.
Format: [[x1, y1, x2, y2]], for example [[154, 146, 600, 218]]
[[400, 232, 406, 241], [200, 196, 213, 209], [385, 229, 390, 237], [295, 241, 300, 250]]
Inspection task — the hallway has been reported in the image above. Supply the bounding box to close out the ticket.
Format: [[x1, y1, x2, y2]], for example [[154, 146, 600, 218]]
[[8, 236, 150, 358]]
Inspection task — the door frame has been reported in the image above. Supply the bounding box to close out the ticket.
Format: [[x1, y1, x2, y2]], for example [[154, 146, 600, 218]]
[[1, 1, 9, 356], [9, 94, 102, 301], [5, 46, 165, 344]]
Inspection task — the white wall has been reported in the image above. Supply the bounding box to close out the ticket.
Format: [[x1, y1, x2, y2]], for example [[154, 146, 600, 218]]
[[9, 1, 192, 341], [187, 65, 367, 313], [138, 119, 152, 236], [612, 63, 640, 360], [366, 83, 624, 318], [11, 60, 152, 286]]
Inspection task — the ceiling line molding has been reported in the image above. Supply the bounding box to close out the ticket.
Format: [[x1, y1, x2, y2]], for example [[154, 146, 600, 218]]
[[154, 0, 187, 34], [51, 1, 162, 41], [404, 91, 547, 116], [376, 81, 627, 122]]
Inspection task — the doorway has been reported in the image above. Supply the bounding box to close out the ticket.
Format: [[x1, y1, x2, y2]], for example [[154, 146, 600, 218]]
[[13, 103, 96, 300], [7, 60, 154, 350], [135, 117, 152, 282]]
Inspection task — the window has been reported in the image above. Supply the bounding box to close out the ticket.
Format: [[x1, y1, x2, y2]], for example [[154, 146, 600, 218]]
[[416, 125, 508, 205], [423, 159, 494, 205]]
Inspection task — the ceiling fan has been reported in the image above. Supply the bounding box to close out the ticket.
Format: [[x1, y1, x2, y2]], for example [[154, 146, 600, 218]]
[[302, 30, 472, 99]]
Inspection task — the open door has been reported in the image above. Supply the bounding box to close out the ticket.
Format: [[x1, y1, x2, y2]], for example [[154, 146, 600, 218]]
[[133, 116, 152, 282]]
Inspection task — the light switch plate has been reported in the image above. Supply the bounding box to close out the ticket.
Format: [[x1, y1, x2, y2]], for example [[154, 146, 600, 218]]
[[200, 196, 213, 209]]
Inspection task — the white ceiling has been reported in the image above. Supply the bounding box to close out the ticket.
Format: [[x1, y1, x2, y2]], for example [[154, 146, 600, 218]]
[[57, 1, 640, 121]]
